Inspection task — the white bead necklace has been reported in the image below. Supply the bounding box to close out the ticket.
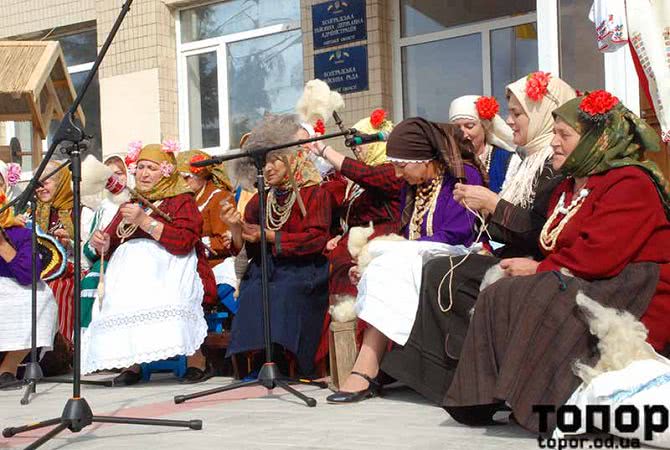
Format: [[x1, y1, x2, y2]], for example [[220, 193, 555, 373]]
[[266, 189, 297, 231], [540, 187, 590, 252]]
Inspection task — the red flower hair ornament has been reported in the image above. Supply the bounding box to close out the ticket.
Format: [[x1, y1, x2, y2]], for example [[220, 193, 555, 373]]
[[189, 154, 207, 175], [370, 108, 387, 129], [579, 90, 619, 125], [525, 71, 552, 102], [314, 119, 326, 135], [475, 96, 499, 121]]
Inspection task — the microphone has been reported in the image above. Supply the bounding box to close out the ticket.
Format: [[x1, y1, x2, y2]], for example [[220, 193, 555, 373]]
[[345, 130, 391, 147]]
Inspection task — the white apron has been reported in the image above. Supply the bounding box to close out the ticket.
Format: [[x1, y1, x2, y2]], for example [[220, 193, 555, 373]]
[[81, 239, 207, 374]]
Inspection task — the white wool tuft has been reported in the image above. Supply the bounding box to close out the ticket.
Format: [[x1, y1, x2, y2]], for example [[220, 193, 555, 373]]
[[573, 291, 657, 384], [480, 264, 506, 291], [296, 79, 345, 124], [329, 295, 357, 322], [81, 155, 113, 199], [347, 222, 375, 259]]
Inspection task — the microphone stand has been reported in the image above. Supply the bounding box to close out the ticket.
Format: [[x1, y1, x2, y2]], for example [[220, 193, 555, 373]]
[[2, 2, 202, 448], [173, 128, 353, 407]]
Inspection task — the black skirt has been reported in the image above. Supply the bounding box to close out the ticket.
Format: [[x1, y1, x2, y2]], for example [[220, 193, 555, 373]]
[[381, 253, 499, 404], [226, 254, 329, 375]]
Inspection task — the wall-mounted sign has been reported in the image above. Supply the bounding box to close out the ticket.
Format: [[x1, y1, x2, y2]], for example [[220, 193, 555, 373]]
[[312, 0, 367, 50], [314, 45, 368, 94]]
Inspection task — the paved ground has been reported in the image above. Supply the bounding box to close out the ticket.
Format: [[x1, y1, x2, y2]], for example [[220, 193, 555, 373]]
[[0, 373, 541, 450]]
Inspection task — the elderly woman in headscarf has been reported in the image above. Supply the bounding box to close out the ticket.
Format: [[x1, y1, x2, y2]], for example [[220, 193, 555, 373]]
[[35, 160, 76, 347], [221, 114, 332, 377], [327, 119, 486, 404], [379, 74, 576, 406], [83, 143, 217, 385], [0, 189, 58, 388], [176, 149, 236, 267], [449, 95, 516, 193], [445, 90, 670, 433]]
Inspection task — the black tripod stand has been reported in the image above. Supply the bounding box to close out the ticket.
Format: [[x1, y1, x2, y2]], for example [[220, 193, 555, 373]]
[[173, 128, 355, 407], [0, 160, 113, 405], [2, 1, 202, 448]]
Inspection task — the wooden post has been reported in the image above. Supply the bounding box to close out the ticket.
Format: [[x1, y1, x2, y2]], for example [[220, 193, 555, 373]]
[[328, 320, 358, 390], [31, 126, 42, 169]]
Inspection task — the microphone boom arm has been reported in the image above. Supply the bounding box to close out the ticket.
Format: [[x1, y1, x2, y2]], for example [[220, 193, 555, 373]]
[[192, 128, 357, 167]]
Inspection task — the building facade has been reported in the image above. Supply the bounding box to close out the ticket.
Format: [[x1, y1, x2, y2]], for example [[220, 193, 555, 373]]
[[0, 0, 651, 173]]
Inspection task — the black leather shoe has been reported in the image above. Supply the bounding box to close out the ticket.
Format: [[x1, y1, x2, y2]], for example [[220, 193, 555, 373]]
[[180, 365, 214, 384], [113, 369, 142, 386], [0, 372, 21, 390], [326, 371, 382, 404]]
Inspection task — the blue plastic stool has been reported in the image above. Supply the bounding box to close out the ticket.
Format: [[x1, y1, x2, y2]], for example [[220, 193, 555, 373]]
[[206, 311, 229, 333], [140, 286, 236, 382], [140, 355, 187, 382]]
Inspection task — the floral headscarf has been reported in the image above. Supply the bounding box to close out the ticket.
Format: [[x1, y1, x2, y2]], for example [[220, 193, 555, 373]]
[[134, 144, 192, 201], [273, 148, 322, 191], [553, 90, 670, 214], [35, 160, 74, 238], [176, 149, 233, 192]]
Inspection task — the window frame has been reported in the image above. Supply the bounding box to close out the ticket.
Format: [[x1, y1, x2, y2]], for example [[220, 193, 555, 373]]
[[392, 0, 639, 121], [176, 3, 301, 155], [392, 4, 537, 120]]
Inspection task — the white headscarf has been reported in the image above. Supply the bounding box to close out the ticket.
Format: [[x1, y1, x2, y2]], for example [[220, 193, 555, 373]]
[[498, 74, 576, 207], [448, 95, 515, 152]]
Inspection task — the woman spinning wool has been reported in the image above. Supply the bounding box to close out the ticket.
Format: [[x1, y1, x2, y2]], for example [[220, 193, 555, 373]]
[[327, 119, 486, 403], [222, 114, 332, 377], [0, 191, 58, 388], [82, 143, 217, 385], [446, 91, 670, 433]]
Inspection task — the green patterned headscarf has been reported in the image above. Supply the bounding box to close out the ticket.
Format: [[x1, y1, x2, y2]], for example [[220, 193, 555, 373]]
[[553, 93, 670, 215]]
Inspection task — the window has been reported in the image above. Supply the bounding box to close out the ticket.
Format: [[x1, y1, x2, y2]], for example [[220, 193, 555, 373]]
[[397, 0, 537, 122], [178, 0, 303, 153], [558, 0, 606, 92], [9, 28, 101, 171]]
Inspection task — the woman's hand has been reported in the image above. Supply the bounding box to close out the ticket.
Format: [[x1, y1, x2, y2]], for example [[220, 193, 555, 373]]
[[120, 203, 148, 226], [304, 141, 326, 158], [348, 265, 361, 285], [220, 201, 242, 230], [15, 214, 27, 226], [326, 235, 342, 252], [499, 258, 540, 277], [241, 223, 261, 243], [90, 230, 111, 255], [53, 228, 71, 246], [222, 231, 232, 250], [453, 183, 500, 214]]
